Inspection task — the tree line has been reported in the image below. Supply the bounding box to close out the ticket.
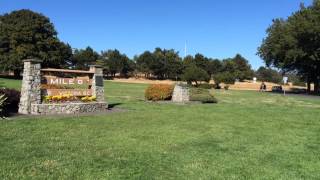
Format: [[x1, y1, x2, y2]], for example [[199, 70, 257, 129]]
[[0, 7, 316, 92], [0, 9, 255, 85], [59, 46, 255, 86]]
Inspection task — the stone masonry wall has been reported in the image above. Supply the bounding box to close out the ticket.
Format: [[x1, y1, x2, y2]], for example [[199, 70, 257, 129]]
[[18, 59, 42, 114], [31, 102, 108, 115], [172, 85, 190, 103], [90, 65, 105, 102]]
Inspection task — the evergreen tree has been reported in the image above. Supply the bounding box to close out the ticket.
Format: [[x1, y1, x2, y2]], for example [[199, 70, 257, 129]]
[[0, 9, 72, 77]]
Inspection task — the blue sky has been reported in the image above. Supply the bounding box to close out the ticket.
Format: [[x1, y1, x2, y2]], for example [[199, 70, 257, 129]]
[[0, 0, 313, 69]]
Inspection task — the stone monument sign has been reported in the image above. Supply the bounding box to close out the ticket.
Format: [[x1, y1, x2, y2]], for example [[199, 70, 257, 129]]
[[18, 59, 108, 115]]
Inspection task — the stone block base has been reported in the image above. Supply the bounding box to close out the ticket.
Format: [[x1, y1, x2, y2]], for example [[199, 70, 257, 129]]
[[172, 85, 190, 102], [30, 102, 108, 115]]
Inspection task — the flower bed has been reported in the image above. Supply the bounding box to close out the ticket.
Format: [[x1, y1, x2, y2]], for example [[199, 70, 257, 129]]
[[43, 94, 97, 103]]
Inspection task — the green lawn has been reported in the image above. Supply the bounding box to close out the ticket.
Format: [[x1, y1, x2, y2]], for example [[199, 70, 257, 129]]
[[0, 78, 320, 179]]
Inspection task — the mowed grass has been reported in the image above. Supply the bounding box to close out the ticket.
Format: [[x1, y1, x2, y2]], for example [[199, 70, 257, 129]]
[[0, 78, 320, 179]]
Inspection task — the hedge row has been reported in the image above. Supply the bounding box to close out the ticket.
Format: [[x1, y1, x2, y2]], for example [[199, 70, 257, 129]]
[[189, 88, 218, 103]]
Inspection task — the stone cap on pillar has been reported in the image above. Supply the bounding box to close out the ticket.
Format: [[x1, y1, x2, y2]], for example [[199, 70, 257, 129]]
[[89, 65, 103, 73], [23, 59, 43, 63], [89, 65, 103, 69]]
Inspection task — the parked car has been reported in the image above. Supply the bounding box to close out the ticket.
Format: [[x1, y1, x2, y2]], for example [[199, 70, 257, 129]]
[[272, 86, 283, 93]]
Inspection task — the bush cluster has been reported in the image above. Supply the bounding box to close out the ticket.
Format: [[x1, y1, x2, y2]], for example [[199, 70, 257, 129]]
[[197, 83, 213, 89], [0, 88, 21, 116], [145, 84, 174, 101], [189, 88, 218, 104]]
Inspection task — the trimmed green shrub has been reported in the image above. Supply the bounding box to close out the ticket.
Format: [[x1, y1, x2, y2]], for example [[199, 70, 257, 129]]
[[197, 83, 213, 89], [0, 88, 21, 116], [189, 88, 218, 103], [145, 84, 174, 101]]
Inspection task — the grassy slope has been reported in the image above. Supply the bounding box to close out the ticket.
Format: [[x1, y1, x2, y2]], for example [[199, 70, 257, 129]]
[[0, 78, 320, 179]]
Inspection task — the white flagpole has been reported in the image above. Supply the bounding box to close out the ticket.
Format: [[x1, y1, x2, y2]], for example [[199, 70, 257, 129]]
[[184, 41, 187, 58]]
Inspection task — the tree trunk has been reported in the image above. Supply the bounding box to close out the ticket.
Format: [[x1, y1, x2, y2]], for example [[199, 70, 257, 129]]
[[313, 75, 320, 94], [307, 77, 311, 94], [307, 81, 311, 93], [314, 78, 320, 95]]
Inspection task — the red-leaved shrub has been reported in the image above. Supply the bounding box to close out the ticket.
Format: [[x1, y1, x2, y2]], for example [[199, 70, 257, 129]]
[[145, 84, 174, 101]]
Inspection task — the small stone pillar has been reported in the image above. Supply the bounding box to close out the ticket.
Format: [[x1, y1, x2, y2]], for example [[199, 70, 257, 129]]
[[90, 65, 105, 102], [172, 84, 190, 103], [18, 59, 42, 114]]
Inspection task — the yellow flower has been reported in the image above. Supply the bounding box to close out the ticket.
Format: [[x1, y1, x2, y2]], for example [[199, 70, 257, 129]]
[[88, 96, 96, 101], [81, 96, 89, 101], [45, 96, 52, 101], [57, 95, 62, 100]]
